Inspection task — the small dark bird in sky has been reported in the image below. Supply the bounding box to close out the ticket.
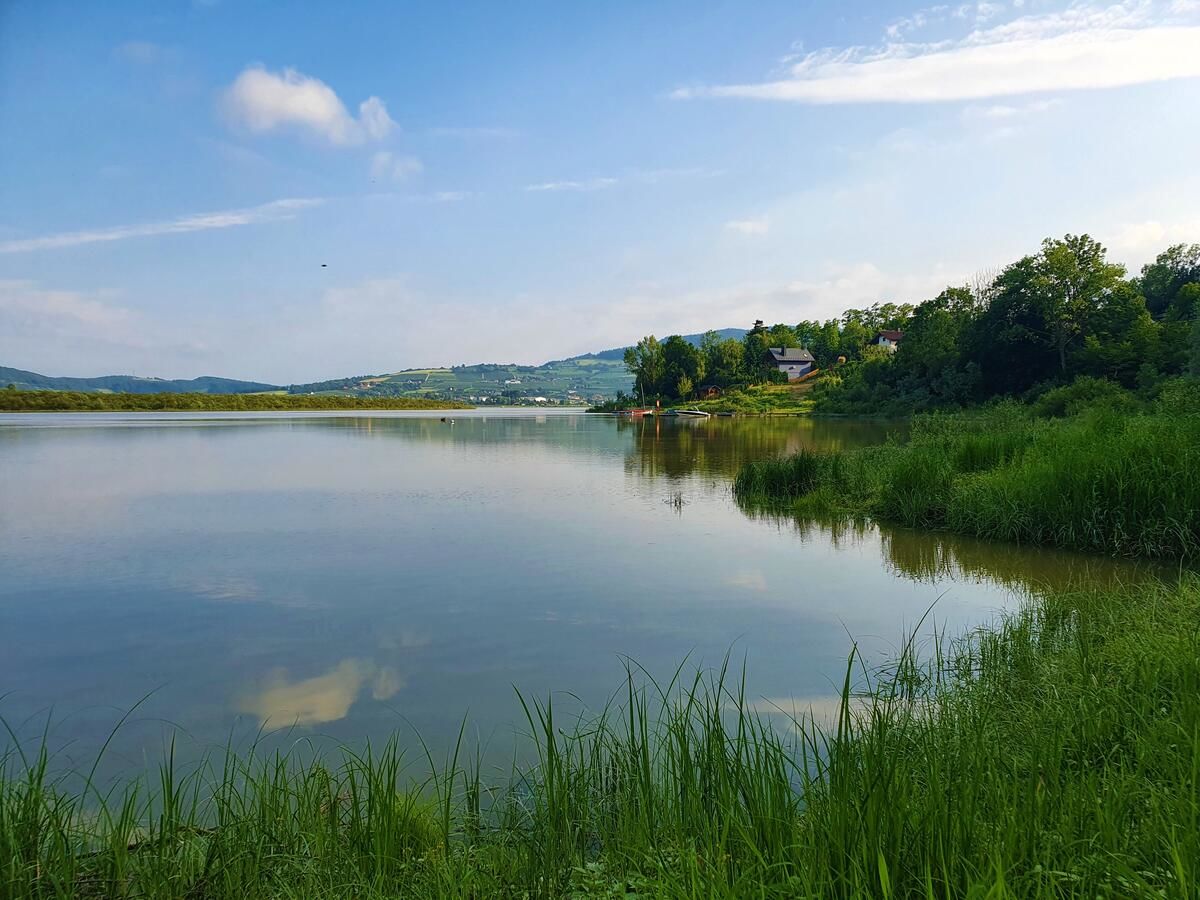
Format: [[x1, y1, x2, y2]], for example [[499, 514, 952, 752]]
[[320, 263, 327, 268]]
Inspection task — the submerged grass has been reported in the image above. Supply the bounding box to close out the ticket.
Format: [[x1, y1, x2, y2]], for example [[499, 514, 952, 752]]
[[3, 577, 1199, 897], [735, 403, 1200, 559]]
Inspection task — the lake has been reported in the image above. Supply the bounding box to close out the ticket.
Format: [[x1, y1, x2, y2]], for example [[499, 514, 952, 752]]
[[0, 410, 1159, 776]]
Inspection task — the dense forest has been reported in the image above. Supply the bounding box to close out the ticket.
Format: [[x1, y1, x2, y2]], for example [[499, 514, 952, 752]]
[[622, 235, 1200, 412]]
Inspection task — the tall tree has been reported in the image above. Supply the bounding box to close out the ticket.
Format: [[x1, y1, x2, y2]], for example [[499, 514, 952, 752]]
[[661, 335, 704, 399], [1035, 235, 1126, 374], [623, 335, 665, 399]]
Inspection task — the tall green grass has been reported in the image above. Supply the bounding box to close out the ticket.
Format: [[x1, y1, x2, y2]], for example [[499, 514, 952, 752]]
[[4, 577, 1199, 897], [735, 404, 1200, 558]]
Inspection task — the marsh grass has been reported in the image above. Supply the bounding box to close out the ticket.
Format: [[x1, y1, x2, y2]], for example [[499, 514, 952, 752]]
[[735, 404, 1200, 559], [3, 577, 1199, 898]]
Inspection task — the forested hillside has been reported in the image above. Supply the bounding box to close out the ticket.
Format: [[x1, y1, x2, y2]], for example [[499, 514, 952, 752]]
[[620, 235, 1200, 413]]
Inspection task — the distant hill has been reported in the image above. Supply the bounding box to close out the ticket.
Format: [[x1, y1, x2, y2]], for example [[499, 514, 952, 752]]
[[0, 366, 280, 395], [4, 328, 750, 403], [550, 328, 747, 363]]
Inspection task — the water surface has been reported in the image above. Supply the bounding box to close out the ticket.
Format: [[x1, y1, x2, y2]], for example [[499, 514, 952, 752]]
[[0, 410, 1157, 774]]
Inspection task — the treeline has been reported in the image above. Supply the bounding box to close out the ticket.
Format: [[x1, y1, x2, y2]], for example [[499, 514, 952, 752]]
[[0, 390, 471, 412], [815, 236, 1200, 413], [623, 236, 1200, 410]]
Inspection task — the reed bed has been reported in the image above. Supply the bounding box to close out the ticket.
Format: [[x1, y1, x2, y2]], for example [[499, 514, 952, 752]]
[[3, 576, 1198, 898], [735, 404, 1200, 558]]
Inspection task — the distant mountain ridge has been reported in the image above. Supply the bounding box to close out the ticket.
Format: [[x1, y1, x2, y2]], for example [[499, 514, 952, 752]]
[[4, 328, 750, 400], [550, 328, 747, 363], [0, 366, 279, 395]]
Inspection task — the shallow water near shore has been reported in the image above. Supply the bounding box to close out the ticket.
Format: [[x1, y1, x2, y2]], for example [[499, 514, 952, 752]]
[[0, 409, 1164, 778]]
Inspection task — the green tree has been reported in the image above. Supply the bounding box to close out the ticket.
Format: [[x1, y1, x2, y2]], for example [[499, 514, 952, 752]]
[[895, 288, 973, 379], [1190, 315, 1200, 377], [1075, 282, 1160, 384], [700, 332, 745, 386], [839, 319, 874, 361], [810, 320, 842, 367], [661, 335, 704, 399], [1138, 243, 1200, 319], [743, 331, 772, 382], [623, 335, 665, 399], [1035, 235, 1127, 374]]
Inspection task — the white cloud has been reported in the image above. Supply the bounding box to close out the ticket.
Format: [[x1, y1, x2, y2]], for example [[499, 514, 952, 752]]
[[675, 3, 1200, 103], [526, 177, 620, 192], [963, 97, 1061, 119], [370, 151, 423, 182], [725, 217, 770, 235], [0, 280, 133, 332], [0, 198, 323, 254], [114, 40, 169, 65], [1108, 218, 1200, 254], [222, 66, 395, 145]]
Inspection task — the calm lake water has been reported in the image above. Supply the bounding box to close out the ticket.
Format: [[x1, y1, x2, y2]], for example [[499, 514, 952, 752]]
[[0, 410, 1160, 775]]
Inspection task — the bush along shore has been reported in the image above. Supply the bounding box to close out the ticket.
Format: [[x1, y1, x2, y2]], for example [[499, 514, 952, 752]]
[[0, 389, 473, 412], [3, 576, 1198, 897], [735, 390, 1200, 560]]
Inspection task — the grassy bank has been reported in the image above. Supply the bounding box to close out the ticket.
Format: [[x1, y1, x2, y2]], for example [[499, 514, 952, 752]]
[[735, 403, 1200, 559], [3, 576, 1197, 897], [0, 390, 472, 412], [591, 383, 818, 415]]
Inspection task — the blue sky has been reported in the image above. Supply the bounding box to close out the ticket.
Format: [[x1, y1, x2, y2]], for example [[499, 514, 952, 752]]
[[1, 0, 1198, 382]]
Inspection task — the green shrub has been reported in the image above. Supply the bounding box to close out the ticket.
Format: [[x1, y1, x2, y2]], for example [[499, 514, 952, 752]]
[[1030, 376, 1138, 418], [1154, 375, 1200, 416]]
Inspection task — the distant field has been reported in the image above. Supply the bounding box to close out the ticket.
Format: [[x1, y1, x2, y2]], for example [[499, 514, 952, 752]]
[[289, 358, 633, 404]]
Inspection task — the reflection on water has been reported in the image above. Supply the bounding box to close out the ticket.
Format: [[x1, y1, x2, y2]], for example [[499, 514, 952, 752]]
[[739, 506, 1171, 597], [618, 415, 899, 481], [0, 410, 1165, 775], [238, 659, 405, 727]]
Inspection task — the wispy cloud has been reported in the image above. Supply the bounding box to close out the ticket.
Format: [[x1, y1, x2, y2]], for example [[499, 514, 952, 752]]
[[675, 2, 1200, 104], [725, 217, 770, 235], [427, 126, 521, 139], [526, 177, 619, 192], [525, 167, 722, 193], [222, 66, 395, 145], [0, 198, 323, 254], [113, 40, 171, 65], [370, 151, 423, 182]]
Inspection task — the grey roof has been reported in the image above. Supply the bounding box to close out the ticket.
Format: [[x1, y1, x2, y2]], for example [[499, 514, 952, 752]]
[[767, 347, 815, 363]]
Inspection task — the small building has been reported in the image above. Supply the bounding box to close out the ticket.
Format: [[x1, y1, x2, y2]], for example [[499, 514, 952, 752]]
[[764, 347, 815, 381], [696, 384, 723, 400], [871, 330, 904, 352]]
